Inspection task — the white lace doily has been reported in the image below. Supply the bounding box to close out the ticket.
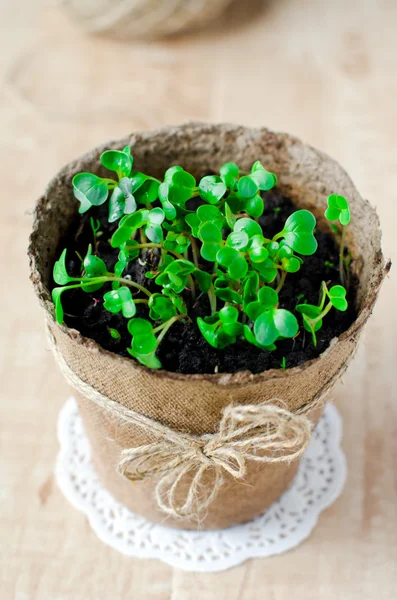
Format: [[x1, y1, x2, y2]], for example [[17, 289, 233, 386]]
[[55, 397, 346, 573]]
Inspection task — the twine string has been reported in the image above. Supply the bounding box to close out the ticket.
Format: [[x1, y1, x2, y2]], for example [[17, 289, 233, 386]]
[[48, 326, 318, 519]]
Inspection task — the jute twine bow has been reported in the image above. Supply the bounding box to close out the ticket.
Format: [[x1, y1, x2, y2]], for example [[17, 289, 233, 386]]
[[118, 403, 312, 518], [47, 326, 317, 519]]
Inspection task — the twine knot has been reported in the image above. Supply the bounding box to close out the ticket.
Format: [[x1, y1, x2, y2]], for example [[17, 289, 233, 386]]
[[117, 402, 312, 518]]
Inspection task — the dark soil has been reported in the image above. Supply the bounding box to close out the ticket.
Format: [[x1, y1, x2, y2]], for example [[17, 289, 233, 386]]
[[55, 189, 358, 374]]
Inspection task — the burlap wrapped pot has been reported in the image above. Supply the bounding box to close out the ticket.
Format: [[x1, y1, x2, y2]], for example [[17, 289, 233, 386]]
[[29, 123, 388, 530]]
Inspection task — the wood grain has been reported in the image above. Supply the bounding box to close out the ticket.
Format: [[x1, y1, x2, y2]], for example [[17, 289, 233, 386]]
[[0, 0, 396, 597]]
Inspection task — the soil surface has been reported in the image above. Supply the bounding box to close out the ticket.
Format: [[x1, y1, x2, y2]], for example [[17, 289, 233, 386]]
[[55, 190, 358, 374]]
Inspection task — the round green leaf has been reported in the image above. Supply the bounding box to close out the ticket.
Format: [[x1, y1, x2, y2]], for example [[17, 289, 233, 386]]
[[324, 206, 340, 221], [328, 285, 348, 311], [144, 209, 165, 242], [339, 209, 351, 226], [273, 309, 299, 338], [245, 301, 267, 321], [119, 209, 149, 230], [199, 222, 222, 261], [199, 221, 223, 243], [199, 175, 226, 204], [158, 183, 177, 220], [82, 245, 107, 291], [295, 303, 321, 318], [227, 231, 249, 250], [244, 324, 276, 349], [249, 246, 269, 263], [244, 194, 264, 218], [149, 294, 176, 322], [220, 162, 239, 189], [234, 217, 262, 238], [166, 259, 196, 275], [197, 204, 224, 227], [253, 258, 278, 283], [148, 207, 165, 225], [128, 318, 153, 336], [237, 175, 258, 199], [219, 306, 239, 323], [103, 287, 136, 318], [330, 194, 348, 210], [258, 286, 278, 308], [282, 256, 301, 273], [250, 162, 277, 190], [248, 234, 265, 249], [225, 195, 242, 213], [132, 333, 157, 354], [145, 224, 163, 244], [216, 246, 248, 280], [185, 212, 200, 237], [254, 310, 279, 346], [110, 225, 133, 248], [325, 195, 351, 226], [171, 168, 196, 189], [73, 173, 109, 212], [281, 210, 318, 255], [108, 327, 121, 341], [100, 149, 133, 178], [214, 288, 243, 304], [164, 167, 196, 206], [134, 179, 159, 205]]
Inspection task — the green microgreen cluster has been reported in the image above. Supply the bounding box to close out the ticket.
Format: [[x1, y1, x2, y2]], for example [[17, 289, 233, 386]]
[[52, 147, 352, 370]]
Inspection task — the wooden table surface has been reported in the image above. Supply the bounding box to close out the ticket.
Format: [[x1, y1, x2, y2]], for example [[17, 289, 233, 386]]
[[1, 0, 396, 597]]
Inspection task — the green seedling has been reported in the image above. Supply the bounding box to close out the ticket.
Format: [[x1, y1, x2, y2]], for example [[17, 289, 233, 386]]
[[324, 194, 351, 286], [53, 149, 353, 369], [108, 327, 121, 343], [273, 210, 318, 255], [128, 315, 186, 369], [89, 217, 103, 248], [325, 194, 350, 226], [103, 287, 137, 318], [197, 306, 243, 349], [324, 260, 335, 269], [243, 286, 299, 347], [296, 281, 348, 346]]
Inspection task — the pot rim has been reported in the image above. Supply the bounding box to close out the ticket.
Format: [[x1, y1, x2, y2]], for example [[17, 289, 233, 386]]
[[28, 122, 389, 389]]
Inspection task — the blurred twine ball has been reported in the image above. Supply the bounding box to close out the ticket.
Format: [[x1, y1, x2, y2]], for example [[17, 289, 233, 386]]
[[60, 0, 234, 39]]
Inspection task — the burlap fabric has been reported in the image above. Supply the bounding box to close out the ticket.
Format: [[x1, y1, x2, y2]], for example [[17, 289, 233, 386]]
[[60, 0, 233, 40], [29, 123, 388, 530]]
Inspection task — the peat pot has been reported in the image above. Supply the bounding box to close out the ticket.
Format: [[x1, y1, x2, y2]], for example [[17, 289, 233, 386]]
[[29, 123, 388, 530]]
